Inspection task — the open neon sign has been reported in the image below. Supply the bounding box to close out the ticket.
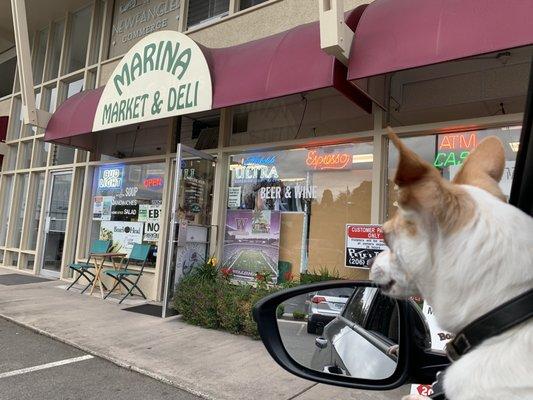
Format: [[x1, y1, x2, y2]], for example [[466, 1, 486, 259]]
[[434, 132, 477, 168]]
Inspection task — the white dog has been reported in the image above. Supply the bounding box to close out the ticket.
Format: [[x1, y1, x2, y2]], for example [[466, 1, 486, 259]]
[[370, 131, 533, 400]]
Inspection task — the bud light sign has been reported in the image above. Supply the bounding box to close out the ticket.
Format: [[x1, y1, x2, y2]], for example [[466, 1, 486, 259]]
[[98, 166, 124, 190]]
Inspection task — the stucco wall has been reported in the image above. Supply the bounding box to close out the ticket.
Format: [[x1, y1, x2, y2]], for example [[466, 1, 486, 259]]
[[189, 0, 367, 48]]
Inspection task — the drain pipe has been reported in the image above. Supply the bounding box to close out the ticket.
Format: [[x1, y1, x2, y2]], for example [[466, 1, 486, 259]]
[[11, 0, 51, 128], [319, 0, 354, 66]]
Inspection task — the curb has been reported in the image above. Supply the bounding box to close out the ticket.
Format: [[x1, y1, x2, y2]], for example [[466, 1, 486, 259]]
[[0, 313, 217, 400]]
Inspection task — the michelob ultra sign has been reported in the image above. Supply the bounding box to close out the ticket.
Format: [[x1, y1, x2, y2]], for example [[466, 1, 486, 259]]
[[93, 30, 212, 131]]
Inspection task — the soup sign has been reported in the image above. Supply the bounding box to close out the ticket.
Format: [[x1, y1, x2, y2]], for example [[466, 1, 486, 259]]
[[94, 30, 212, 132]]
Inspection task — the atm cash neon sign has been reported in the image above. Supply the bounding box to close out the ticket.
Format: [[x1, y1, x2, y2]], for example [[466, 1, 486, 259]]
[[434, 132, 477, 168]]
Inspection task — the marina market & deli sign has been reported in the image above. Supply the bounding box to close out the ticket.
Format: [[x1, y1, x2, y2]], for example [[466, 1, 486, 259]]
[[93, 30, 212, 132]]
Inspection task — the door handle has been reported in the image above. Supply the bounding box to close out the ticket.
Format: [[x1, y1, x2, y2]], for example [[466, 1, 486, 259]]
[[315, 337, 328, 349]]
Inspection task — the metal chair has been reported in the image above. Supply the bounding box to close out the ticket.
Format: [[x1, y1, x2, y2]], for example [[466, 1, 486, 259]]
[[67, 240, 111, 293], [103, 243, 151, 304]]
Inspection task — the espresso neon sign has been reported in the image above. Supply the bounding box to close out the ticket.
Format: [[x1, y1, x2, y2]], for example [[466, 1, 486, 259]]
[[434, 132, 477, 168], [306, 150, 351, 170]]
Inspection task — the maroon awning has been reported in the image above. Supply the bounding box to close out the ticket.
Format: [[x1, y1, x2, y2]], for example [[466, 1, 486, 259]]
[[46, 6, 370, 149], [348, 0, 533, 80]]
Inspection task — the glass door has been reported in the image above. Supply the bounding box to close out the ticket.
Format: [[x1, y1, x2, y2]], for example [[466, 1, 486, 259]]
[[163, 145, 215, 317], [41, 172, 72, 278]]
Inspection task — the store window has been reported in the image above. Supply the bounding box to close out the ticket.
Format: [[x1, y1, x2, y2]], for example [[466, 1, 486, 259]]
[[224, 142, 373, 282], [0, 175, 14, 246], [10, 173, 29, 248], [66, 6, 91, 74], [26, 172, 45, 250], [187, 0, 229, 29], [386, 126, 522, 218], [89, 162, 166, 266], [240, 0, 268, 10]]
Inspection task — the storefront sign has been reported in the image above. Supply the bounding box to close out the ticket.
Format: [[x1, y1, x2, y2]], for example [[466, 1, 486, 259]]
[[111, 204, 139, 221], [110, 0, 181, 58], [232, 164, 279, 183], [259, 185, 318, 200], [94, 30, 212, 132], [434, 132, 477, 168], [242, 155, 277, 166], [227, 187, 242, 208], [345, 224, 388, 268], [98, 166, 124, 190], [306, 150, 351, 170], [100, 221, 143, 257]]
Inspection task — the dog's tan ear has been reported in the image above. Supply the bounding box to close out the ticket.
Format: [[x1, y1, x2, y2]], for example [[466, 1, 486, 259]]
[[452, 136, 506, 201], [388, 128, 474, 231], [388, 128, 439, 187], [388, 128, 445, 212]]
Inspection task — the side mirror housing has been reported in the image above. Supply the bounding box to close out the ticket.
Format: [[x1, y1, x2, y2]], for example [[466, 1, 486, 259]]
[[253, 281, 449, 391]]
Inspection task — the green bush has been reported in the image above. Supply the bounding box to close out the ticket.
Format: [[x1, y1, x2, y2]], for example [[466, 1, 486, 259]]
[[292, 311, 306, 320], [300, 266, 341, 284], [172, 264, 280, 339]]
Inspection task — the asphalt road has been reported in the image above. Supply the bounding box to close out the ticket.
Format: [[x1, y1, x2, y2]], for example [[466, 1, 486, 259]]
[[0, 317, 202, 400], [277, 319, 318, 368]]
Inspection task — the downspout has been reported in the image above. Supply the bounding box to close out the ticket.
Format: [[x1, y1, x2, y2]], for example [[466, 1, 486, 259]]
[[11, 0, 51, 128]]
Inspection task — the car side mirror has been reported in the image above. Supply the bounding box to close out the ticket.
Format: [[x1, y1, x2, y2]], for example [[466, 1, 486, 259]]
[[253, 281, 419, 390]]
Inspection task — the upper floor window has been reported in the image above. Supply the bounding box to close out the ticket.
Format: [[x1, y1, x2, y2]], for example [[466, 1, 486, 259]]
[[187, 0, 230, 29], [32, 28, 48, 85], [0, 50, 17, 98], [239, 0, 268, 10], [66, 6, 92, 74]]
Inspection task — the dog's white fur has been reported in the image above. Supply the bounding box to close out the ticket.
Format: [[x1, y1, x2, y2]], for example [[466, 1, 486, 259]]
[[370, 133, 533, 400]]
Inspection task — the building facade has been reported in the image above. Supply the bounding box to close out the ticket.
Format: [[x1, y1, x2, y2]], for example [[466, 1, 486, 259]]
[[0, 0, 529, 304]]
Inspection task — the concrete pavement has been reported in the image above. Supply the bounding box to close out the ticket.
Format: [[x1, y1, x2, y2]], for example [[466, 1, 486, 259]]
[[0, 267, 409, 400]]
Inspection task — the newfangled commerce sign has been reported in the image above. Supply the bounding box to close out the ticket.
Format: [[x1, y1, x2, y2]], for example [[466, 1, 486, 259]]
[[93, 30, 212, 132]]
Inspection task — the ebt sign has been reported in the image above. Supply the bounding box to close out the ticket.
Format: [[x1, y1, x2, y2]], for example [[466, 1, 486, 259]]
[[94, 31, 212, 131], [98, 166, 124, 189]]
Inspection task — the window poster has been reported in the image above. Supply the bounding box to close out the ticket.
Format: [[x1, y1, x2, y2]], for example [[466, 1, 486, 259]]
[[227, 187, 241, 208], [99, 221, 143, 257], [92, 196, 113, 220], [222, 209, 281, 282], [139, 204, 161, 242], [345, 224, 388, 269]]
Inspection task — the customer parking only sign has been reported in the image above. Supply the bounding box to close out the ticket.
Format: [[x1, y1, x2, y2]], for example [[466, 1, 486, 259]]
[[345, 224, 388, 269]]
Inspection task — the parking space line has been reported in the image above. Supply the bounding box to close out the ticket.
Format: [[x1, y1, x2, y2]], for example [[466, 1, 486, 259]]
[[0, 355, 94, 379]]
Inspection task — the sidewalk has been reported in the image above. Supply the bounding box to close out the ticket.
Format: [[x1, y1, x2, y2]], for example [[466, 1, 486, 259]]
[[0, 268, 407, 400]]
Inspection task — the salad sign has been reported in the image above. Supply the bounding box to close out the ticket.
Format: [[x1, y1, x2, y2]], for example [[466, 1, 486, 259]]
[[94, 30, 212, 132], [345, 224, 388, 269]]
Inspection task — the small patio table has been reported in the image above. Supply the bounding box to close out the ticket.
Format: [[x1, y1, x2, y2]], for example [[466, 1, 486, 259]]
[[88, 252, 127, 299]]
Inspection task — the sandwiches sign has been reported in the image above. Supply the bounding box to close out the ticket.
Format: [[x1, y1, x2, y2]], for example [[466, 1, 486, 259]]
[[94, 30, 212, 132]]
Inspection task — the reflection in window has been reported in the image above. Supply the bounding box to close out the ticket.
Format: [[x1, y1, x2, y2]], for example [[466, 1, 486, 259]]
[[44, 86, 58, 113], [19, 141, 33, 169], [51, 145, 75, 165], [6, 144, 18, 171], [0, 175, 14, 246], [10, 97, 23, 140], [27, 173, 45, 250], [386, 126, 522, 218], [0, 55, 17, 98], [225, 142, 373, 279], [33, 28, 48, 85], [48, 20, 65, 80], [66, 6, 91, 73], [187, 0, 230, 29], [11, 173, 29, 248], [240, 0, 267, 10], [67, 79, 84, 98]]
